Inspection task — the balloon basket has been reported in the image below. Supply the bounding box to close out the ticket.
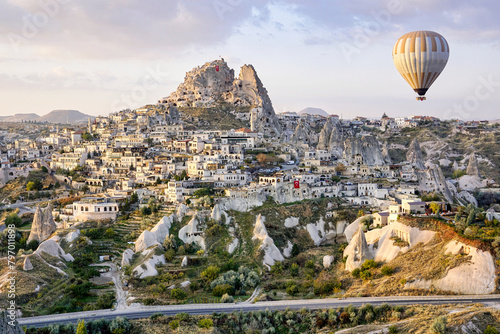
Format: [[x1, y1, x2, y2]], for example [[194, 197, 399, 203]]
[[416, 97, 426, 101]]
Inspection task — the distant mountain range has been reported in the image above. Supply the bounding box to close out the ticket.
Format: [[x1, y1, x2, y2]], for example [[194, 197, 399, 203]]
[[297, 107, 330, 117], [0, 110, 94, 124]]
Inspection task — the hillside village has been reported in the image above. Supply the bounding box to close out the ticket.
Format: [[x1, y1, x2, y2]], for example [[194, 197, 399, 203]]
[[1, 60, 500, 333]]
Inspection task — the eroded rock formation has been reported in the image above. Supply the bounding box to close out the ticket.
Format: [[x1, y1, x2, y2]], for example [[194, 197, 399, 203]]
[[27, 204, 56, 243]]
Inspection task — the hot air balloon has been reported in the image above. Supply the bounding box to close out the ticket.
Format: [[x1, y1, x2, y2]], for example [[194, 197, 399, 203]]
[[392, 31, 449, 101]]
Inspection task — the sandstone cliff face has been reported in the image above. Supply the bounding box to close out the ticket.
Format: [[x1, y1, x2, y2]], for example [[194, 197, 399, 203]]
[[317, 118, 343, 151], [252, 214, 284, 268], [343, 136, 385, 166], [27, 204, 56, 243], [467, 153, 481, 178], [163, 60, 281, 136], [406, 138, 425, 170], [343, 228, 373, 271], [417, 165, 453, 203]]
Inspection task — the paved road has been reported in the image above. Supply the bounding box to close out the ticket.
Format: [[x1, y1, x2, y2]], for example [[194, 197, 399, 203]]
[[18, 294, 500, 328]]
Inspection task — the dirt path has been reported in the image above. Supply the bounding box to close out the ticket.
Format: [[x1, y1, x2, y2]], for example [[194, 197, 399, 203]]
[[91, 262, 128, 309]]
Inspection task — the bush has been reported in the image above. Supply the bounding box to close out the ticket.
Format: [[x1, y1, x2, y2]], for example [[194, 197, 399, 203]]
[[381, 266, 394, 276], [140, 206, 152, 216], [290, 263, 299, 277], [361, 259, 377, 270], [485, 325, 499, 334], [431, 316, 447, 334], [352, 268, 361, 278], [388, 325, 399, 333], [169, 320, 179, 330], [212, 284, 234, 297], [313, 272, 341, 295], [270, 262, 283, 276], [360, 270, 373, 281], [201, 265, 220, 282], [170, 288, 187, 300], [198, 318, 213, 329], [286, 284, 299, 296], [220, 293, 234, 303]]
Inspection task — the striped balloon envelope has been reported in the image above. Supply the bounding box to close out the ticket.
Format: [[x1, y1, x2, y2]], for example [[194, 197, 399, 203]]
[[392, 31, 449, 101]]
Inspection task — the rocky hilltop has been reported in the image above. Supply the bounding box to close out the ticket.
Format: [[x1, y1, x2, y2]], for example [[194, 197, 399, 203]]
[[161, 59, 281, 136]]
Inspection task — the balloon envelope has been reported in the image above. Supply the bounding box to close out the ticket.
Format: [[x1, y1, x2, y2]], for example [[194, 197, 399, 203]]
[[392, 31, 449, 96]]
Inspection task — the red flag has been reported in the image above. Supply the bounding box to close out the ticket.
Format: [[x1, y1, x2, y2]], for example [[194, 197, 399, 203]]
[[215, 65, 219, 72], [294, 180, 300, 188]]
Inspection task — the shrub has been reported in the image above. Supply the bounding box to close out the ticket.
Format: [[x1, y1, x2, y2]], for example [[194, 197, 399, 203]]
[[352, 268, 361, 278], [361, 259, 377, 270], [198, 318, 213, 329], [360, 270, 373, 281], [270, 262, 283, 276], [170, 288, 187, 300], [201, 265, 220, 282], [212, 284, 234, 297], [290, 263, 299, 277], [313, 272, 341, 295], [388, 325, 399, 333], [381, 266, 394, 276], [431, 316, 447, 334], [484, 325, 499, 334], [220, 293, 234, 303], [169, 320, 179, 330], [286, 284, 299, 296]]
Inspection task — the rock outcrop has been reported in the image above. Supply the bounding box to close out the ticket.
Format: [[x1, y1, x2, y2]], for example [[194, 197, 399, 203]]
[[23, 255, 33, 271], [210, 204, 228, 223], [323, 255, 334, 269], [181, 256, 188, 267], [317, 118, 342, 151], [406, 138, 425, 170], [417, 165, 453, 203], [135, 215, 174, 252], [404, 241, 495, 295], [306, 217, 336, 246], [467, 153, 481, 178], [162, 60, 281, 136], [344, 228, 373, 271], [178, 215, 206, 250], [343, 136, 385, 166], [133, 253, 165, 278], [27, 204, 56, 243], [121, 249, 134, 267], [34, 239, 74, 262], [252, 214, 284, 268]]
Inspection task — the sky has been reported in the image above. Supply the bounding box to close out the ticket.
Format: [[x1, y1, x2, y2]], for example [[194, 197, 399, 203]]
[[0, 0, 499, 120]]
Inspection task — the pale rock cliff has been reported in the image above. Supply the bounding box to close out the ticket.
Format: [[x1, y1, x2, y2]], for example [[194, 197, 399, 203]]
[[404, 241, 495, 295], [34, 239, 74, 262], [467, 153, 481, 178], [135, 215, 174, 252], [121, 249, 134, 267], [163, 60, 281, 136], [178, 215, 206, 250], [343, 136, 385, 166], [27, 205, 56, 243], [23, 255, 33, 271], [407, 138, 425, 170], [343, 228, 373, 271], [252, 214, 284, 268]]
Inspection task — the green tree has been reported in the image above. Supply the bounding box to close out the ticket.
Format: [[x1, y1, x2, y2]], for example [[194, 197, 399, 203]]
[[360, 270, 373, 281], [270, 262, 283, 276], [82, 132, 93, 141], [361, 259, 377, 270], [169, 320, 180, 330], [290, 263, 299, 277], [26, 180, 42, 191], [76, 320, 88, 334], [5, 213, 22, 227], [429, 202, 441, 215], [291, 244, 300, 257]]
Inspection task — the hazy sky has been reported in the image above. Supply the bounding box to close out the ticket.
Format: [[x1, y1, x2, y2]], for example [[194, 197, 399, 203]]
[[1, 0, 499, 120]]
